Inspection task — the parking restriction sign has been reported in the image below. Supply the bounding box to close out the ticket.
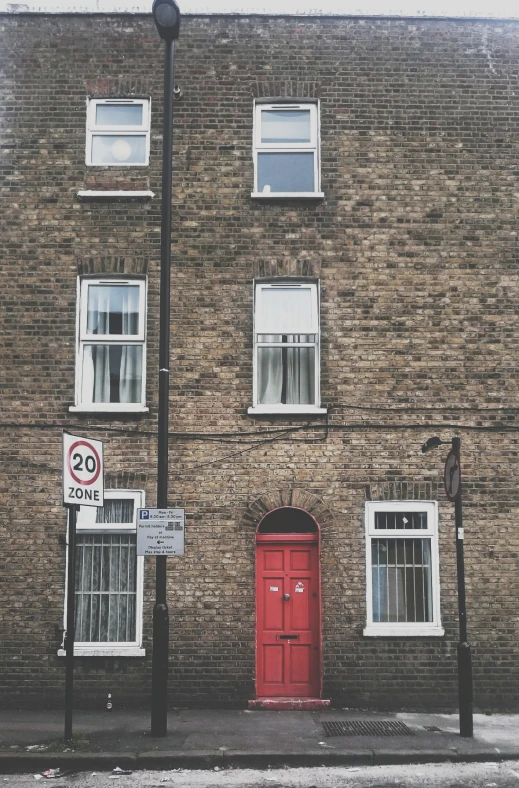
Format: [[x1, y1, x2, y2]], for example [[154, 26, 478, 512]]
[[137, 508, 185, 556]]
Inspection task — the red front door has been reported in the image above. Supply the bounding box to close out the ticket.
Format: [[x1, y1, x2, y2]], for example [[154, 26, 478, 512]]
[[256, 535, 321, 698]]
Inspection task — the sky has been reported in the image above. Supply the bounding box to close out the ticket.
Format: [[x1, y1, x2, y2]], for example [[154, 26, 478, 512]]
[[1, 0, 519, 18]]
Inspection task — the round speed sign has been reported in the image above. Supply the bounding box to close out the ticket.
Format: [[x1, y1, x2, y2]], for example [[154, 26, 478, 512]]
[[444, 449, 460, 501], [67, 440, 101, 485]]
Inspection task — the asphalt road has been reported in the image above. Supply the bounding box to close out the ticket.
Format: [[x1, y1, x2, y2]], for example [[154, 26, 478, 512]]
[[4, 761, 519, 788]]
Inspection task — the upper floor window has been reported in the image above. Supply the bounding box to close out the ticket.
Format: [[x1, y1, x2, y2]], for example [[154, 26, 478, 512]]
[[248, 281, 326, 415], [252, 102, 323, 198], [72, 278, 147, 413], [364, 501, 444, 638], [86, 99, 151, 166]]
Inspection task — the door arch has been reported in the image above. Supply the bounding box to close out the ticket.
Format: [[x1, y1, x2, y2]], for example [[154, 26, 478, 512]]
[[255, 506, 322, 699]]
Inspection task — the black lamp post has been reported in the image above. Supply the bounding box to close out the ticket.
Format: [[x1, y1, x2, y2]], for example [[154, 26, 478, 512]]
[[151, 0, 180, 739], [421, 436, 473, 737]]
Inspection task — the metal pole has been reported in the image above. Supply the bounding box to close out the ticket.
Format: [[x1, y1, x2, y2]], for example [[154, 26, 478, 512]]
[[151, 36, 175, 739], [64, 504, 78, 741], [452, 437, 473, 737]]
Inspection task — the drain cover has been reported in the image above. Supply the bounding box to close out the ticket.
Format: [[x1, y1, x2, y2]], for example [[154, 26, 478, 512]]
[[322, 720, 414, 737]]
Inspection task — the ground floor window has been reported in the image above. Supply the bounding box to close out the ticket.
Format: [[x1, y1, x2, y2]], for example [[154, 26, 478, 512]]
[[61, 490, 145, 657], [364, 501, 444, 637]]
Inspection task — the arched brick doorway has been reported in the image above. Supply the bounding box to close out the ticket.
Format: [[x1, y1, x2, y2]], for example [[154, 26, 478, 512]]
[[251, 506, 328, 709]]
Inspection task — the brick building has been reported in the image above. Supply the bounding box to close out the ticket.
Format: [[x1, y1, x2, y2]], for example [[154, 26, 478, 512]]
[[1, 1, 519, 712]]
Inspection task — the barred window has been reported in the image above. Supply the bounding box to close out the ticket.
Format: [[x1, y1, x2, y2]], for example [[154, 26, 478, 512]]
[[364, 501, 443, 637], [63, 490, 145, 656], [75, 532, 137, 643]]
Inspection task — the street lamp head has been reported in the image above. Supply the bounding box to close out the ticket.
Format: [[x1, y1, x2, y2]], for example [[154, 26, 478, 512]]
[[421, 436, 446, 454], [152, 0, 181, 41]]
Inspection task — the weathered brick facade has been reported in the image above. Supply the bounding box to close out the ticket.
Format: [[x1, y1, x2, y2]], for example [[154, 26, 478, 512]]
[[1, 10, 519, 711]]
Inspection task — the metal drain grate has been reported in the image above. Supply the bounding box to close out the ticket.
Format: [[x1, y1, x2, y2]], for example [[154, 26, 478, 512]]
[[322, 720, 414, 737]]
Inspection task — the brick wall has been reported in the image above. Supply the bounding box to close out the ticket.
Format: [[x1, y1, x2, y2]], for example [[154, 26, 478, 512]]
[[1, 13, 519, 710]]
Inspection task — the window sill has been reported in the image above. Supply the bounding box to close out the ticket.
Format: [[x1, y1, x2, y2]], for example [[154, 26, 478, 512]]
[[251, 192, 324, 200], [248, 406, 327, 416], [77, 190, 154, 200], [363, 625, 445, 638], [58, 647, 145, 657], [69, 405, 149, 414]]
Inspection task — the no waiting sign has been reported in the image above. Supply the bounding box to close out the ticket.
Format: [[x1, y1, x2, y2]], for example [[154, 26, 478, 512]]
[[63, 432, 104, 507]]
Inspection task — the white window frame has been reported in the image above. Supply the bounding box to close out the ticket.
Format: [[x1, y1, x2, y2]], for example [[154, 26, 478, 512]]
[[248, 281, 326, 415], [86, 98, 151, 167], [364, 500, 444, 637], [252, 101, 324, 198], [70, 277, 148, 413], [59, 490, 145, 657]]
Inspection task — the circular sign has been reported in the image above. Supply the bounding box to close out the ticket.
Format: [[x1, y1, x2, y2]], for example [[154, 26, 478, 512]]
[[444, 449, 460, 501], [67, 440, 101, 486]]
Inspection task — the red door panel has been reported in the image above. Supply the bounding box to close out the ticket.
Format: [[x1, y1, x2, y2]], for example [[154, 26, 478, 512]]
[[256, 539, 320, 698], [290, 645, 311, 684], [263, 645, 284, 685], [262, 577, 284, 630]]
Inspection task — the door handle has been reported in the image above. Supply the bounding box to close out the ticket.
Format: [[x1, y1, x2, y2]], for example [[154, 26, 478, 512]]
[[283, 593, 290, 601]]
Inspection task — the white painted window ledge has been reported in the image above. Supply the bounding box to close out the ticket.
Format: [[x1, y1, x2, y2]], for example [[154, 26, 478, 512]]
[[58, 647, 146, 657], [363, 626, 445, 638], [77, 190, 154, 200], [251, 192, 324, 200], [69, 405, 149, 414], [248, 406, 327, 415]]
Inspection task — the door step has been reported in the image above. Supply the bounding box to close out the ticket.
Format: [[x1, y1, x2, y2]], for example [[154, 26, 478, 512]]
[[248, 698, 331, 710]]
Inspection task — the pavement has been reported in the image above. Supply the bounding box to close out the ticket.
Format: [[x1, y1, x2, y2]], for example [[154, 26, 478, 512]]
[[0, 708, 518, 774]]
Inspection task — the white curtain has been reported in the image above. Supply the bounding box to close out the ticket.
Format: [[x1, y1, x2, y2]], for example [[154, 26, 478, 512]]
[[120, 298, 140, 403], [75, 499, 136, 643], [258, 336, 283, 404], [256, 288, 313, 334], [286, 336, 313, 404], [258, 335, 313, 405], [75, 533, 136, 642], [95, 498, 134, 524]]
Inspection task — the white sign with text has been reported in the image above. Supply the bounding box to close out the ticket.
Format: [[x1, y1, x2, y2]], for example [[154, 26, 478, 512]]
[[63, 432, 104, 507], [137, 508, 185, 556]]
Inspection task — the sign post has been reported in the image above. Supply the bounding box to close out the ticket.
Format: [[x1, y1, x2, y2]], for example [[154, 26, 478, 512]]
[[422, 434, 473, 738], [445, 438, 473, 738], [62, 432, 104, 741]]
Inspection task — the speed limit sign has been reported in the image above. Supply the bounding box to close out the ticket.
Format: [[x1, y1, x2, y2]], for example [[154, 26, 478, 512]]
[[63, 432, 104, 507]]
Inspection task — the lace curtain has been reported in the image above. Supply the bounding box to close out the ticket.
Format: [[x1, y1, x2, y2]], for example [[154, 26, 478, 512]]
[[75, 498, 137, 643]]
